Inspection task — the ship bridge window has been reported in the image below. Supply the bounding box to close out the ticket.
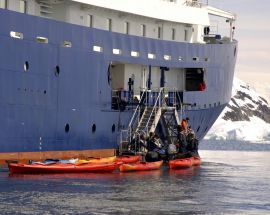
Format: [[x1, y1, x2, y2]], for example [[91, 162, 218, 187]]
[[93, 45, 103, 53], [36, 36, 48, 44], [10, 31, 23, 39], [131, 51, 139, 58], [185, 68, 205, 91], [148, 53, 156, 59], [62, 41, 72, 48], [113, 49, 122, 55]]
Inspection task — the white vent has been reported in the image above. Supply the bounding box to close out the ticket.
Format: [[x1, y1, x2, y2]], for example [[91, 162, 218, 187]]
[[113, 49, 122, 55], [62, 41, 72, 48], [148, 53, 156, 59], [164, 55, 171, 61], [131, 51, 139, 57], [93, 46, 103, 52], [36, 36, 48, 43], [10, 31, 23, 39]]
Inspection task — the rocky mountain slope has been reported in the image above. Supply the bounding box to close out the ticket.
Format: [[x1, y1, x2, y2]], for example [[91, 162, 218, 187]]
[[204, 78, 270, 143]]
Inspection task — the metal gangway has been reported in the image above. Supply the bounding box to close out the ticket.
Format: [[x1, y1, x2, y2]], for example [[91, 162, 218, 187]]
[[118, 88, 183, 155]]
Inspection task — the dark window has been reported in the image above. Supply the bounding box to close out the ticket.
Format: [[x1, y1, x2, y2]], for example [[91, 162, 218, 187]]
[[24, 61, 29, 71], [65, 124, 70, 133], [92, 124, 96, 133], [196, 126, 200, 132], [112, 124, 115, 133], [55, 66, 60, 76]]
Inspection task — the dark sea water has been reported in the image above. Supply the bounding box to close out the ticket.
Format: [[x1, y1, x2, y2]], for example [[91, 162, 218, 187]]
[[1, 141, 270, 215]]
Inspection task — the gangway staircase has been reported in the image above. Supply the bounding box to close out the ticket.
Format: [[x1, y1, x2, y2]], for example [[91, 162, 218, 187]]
[[118, 88, 182, 155]]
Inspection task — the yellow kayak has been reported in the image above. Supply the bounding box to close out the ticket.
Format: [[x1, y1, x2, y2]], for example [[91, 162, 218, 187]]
[[76, 156, 116, 165]]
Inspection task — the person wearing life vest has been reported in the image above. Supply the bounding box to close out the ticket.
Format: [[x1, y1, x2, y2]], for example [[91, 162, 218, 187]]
[[181, 117, 189, 133]]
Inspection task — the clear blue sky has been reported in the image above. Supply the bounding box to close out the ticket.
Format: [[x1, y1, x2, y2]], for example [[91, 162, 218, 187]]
[[209, 0, 270, 98]]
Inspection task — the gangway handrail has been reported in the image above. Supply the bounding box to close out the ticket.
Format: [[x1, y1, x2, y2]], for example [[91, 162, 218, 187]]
[[128, 89, 147, 128], [144, 87, 165, 134]]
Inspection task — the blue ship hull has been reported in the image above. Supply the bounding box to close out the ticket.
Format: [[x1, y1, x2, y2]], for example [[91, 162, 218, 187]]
[[0, 9, 237, 162]]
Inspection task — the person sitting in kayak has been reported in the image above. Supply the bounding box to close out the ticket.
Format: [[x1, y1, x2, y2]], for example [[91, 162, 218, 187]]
[[177, 125, 187, 153], [186, 131, 199, 156]]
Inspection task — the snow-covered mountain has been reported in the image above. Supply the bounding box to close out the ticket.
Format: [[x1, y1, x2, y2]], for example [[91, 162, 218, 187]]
[[204, 78, 270, 143]]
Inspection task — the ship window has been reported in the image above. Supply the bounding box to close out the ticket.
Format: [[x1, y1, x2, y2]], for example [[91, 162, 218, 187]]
[[204, 126, 208, 132], [92, 124, 96, 133], [172, 28, 175, 40], [112, 124, 115, 133], [43, 90, 47, 94], [141, 24, 146, 37], [62, 41, 72, 48], [185, 68, 205, 91], [218, 102, 221, 106], [205, 58, 209, 62], [36, 36, 48, 44], [164, 55, 171, 61], [113, 48, 122, 55], [184, 29, 188, 41], [0, 0, 7, 9], [86, 14, 93, 28], [148, 53, 156, 59], [234, 46, 237, 56], [93, 45, 103, 52], [24, 61, 29, 72], [65, 124, 70, 133], [55, 66, 60, 76], [10, 31, 23, 39], [158, 26, 162, 39], [193, 57, 199, 62], [19, 0, 27, 13], [131, 51, 139, 57], [124, 22, 129, 34], [107, 18, 112, 31], [178, 56, 183, 61], [196, 126, 200, 132]]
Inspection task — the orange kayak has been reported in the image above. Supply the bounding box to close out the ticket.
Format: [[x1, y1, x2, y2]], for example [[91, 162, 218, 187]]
[[75, 156, 116, 165], [116, 155, 140, 164], [169, 158, 193, 169], [119, 160, 163, 172], [8, 162, 121, 174], [192, 157, 201, 166]]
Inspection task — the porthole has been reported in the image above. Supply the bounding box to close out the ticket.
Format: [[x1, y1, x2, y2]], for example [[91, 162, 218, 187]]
[[65, 123, 70, 133], [43, 90, 47, 94], [92, 124, 96, 133], [55, 65, 60, 76], [24, 61, 29, 71], [112, 124, 115, 133]]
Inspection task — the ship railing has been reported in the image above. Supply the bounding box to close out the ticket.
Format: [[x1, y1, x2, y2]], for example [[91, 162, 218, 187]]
[[144, 87, 166, 135], [184, 0, 204, 8]]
